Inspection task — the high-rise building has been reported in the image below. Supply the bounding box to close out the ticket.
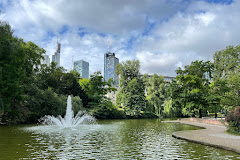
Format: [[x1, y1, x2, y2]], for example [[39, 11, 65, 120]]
[[104, 52, 119, 86], [41, 54, 50, 66], [52, 37, 61, 67], [74, 60, 89, 79]]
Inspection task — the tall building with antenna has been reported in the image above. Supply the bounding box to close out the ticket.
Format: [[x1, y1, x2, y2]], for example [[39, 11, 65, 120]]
[[104, 41, 119, 86], [52, 34, 61, 67]]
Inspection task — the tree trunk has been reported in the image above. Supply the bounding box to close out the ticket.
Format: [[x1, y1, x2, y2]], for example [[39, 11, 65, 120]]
[[199, 109, 202, 118]]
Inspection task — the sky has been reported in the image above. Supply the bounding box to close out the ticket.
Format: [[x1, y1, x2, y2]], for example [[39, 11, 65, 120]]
[[0, 0, 239, 76]]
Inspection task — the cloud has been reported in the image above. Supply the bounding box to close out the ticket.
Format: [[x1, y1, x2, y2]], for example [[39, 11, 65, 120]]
[[136, 51, 179, 76], [1, 0, 240, 77], [1, 0, 183, 34], [134, 0, 240, 76]]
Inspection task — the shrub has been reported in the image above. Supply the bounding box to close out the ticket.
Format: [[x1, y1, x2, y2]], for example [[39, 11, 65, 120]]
[[226, 106, 240, 134]]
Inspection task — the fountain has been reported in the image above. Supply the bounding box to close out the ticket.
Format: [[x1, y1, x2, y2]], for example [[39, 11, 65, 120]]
[[39, 95, 96, 127]]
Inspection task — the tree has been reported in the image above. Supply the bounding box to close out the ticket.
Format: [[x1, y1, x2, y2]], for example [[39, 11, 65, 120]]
[[123, 78, 146, 117], [226, 66, 240, 107], [207, 80, 229, 118], [116, 59, 140, 88], [213, 45, 240, 111], [0, 20, 47, 123], [0, 21, 25, 119], [165, 80, 183, 117], [146, 74, 166, 117], [79, 71, 116, 107], [175, 60, 214, 118], [213, 45, 240, 80], [116, 60, 146, 117]]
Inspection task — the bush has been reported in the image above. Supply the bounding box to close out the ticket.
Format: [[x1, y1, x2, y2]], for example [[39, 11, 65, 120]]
[[90, 101, 126, 119], [226, 106, 240, 134]]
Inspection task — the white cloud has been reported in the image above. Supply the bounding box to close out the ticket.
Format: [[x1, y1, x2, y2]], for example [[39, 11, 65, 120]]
[[135, 0, 240, 76], [1, 0, 240, 77], [136, 51, 178, 76]]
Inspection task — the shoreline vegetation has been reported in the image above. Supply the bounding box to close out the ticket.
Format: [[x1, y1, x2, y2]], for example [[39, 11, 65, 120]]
[[0, 16, 240, 135]]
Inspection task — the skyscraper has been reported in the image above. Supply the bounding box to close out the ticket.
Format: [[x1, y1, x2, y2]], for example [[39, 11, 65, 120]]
[[41, 54, 50, 66], [74, 60, 89, 79], [52, 37, 61, 67], [104, 52, 119, 86]]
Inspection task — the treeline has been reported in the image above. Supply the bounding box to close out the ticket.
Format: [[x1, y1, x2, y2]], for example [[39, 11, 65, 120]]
[[115, 45, 240, 119], [115, 46, 240, 133]]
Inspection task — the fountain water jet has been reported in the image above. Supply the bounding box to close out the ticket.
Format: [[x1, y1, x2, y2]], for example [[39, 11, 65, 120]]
[[39, 95, 96, 127]]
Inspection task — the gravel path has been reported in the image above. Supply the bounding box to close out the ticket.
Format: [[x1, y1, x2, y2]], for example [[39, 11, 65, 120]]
[[165, 119, 240, 154]]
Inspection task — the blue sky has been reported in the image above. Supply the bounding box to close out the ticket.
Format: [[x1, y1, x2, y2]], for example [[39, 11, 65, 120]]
[[0, 0, 239, 76]]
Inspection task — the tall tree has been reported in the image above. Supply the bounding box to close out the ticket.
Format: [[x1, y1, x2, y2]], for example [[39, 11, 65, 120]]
[[116, 60, 146, 117], [175, 60, 214, 118], [123, 78, 146, 117], [146, 74, 166, 117], [116, 59, 140, 88], [213, 45, 240, 109], [213, 45, 240, 80]]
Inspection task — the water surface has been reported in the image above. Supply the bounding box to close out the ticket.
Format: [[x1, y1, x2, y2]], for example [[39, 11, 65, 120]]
[[1, 119, 240, 159]]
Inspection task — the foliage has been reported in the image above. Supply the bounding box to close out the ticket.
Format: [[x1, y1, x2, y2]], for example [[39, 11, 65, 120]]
[[213, 45, 240, 80], [79, 71, 116, 108], [226, 106, 240, 134], [90, 100, 125, 119], [172, 60, 214, 118], [163, 99, 176, 118], [213, 45, 240, 111], [116, 60, 146, 117], [116, 59, 140, 87], [123, 78, 146, 117], [71, 96, 84, 115], [146, 74, 166, 117]]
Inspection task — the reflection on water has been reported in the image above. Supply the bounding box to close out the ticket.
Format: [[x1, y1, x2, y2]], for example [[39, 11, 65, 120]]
[[1, 119, 240, 159]]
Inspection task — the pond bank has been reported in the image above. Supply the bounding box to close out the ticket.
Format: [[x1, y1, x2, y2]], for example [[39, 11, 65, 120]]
[[164, 118, 240, 154]]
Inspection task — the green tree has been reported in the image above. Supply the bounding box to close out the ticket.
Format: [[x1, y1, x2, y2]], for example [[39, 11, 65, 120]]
[[165, 80, 183, 117], [146, 74, 166, 117], [0, 20, 47, 123], [123, 78, 146, 117], [116, 60, 146, 117], [213, 45, 240, 80], [226, 66, 240, 107], [175, 60, 214, 118], [116, 59, 140, 88], [213, 45, 240, 111]]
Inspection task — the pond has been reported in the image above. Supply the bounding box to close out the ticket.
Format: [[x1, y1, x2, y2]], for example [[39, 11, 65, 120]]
[[0, 119, 240, 159]]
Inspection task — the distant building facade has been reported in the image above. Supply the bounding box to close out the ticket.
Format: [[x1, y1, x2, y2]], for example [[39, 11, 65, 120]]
[[104, 52, 119, 86], [141, 74, 176, 82], [52, 42, 61, 67], [41, 54, 50, 66], [74, 60, 89, 79]]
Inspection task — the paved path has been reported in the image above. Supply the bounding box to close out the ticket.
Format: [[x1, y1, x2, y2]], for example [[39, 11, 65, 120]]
[[165, 119, 240, 154]]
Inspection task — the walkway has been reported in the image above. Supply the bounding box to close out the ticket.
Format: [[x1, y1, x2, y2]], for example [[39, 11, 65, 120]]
[[165, 119, 240, 154]]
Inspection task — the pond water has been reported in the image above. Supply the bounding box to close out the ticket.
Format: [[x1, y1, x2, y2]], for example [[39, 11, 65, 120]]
[[0, 119, 240, 159]]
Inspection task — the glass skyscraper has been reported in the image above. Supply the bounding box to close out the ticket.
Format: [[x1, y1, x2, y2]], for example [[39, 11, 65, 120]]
[[52, 43, 61, 67], [104, 52, 119, 86], [74, 60, 89, 79]]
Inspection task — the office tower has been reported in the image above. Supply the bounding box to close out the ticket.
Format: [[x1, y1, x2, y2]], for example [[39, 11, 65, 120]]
[[52, 36, 61, 67], [74, 60, 89, 79], [104, 52, 119, 86], [41, 54, 50, 66]]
